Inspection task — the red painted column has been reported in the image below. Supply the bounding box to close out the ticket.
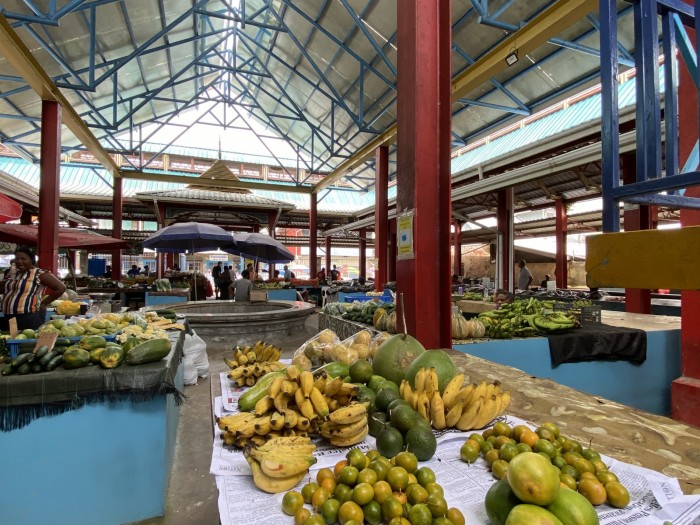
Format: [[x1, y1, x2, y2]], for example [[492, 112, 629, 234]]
[[497, 189, 513, 291], [554, 199, 568, 289], [358, 228, 367, 279], [111, 177, 123, 280], [38, 101, 61, 274], [375, 146, 389, 291], [452, 221, 462, 277], [309, 194, 318, 278], [325, 236, 332, 276], [672, 4, 700, 425], [388, 219, 397, 283], [621, 152, 652, 313]]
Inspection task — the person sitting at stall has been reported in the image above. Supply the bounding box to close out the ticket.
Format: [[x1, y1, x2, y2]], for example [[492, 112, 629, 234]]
[[317, 267, 327, 281], [127, 265, 139, 276], [283, 265, 292, 280], [246, 263, 258, 282], [273, 270, 281, 279], [452, 274, 461, 284], [493, 289, 514, 308], [540, 274, 551, 288], [103, 265, 112, 278], [142, 265, 150, 276], [0, 246, 67, 331], [329, 264, 341, 281], [218, 265, 232, 300], [233, 269, 253, 302]]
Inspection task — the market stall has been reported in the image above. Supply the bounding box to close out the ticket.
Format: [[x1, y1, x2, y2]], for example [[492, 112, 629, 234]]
[[0, 324, 186, 525]]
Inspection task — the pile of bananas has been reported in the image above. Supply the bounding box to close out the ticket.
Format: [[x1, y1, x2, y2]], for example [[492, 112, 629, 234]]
[[316, 402, 369, 447], [243, 436, 317, 493], [224, 341, 284, 387], [219, 367, 362, 449], [400, 369, 511, 431], [528, 312, 579, 333], [479, 299, 580, 339]]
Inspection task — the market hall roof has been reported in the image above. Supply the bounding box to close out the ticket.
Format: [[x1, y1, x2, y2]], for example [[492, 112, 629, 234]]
[[0, 0, 637, 192], [133, 188, 294, 210]]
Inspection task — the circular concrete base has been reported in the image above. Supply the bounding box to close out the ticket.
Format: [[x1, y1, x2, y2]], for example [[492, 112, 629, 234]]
[[153, 300, 315, 347]]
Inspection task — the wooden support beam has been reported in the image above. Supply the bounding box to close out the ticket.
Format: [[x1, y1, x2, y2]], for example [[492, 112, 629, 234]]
[[586, 226, 700, 289]]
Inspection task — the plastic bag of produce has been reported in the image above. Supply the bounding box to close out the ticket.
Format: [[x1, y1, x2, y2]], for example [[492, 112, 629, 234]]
[[291, 328, 340, 370], [337, 329, 375, 362], [183, 331, 209, 379]]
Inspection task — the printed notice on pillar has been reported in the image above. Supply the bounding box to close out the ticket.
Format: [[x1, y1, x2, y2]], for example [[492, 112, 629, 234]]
[[397, 210, 414, 260]]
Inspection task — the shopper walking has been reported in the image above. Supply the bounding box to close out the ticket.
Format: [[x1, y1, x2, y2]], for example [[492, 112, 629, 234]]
[[218, 265, 232, 300], [517, 259, 533, 290], [212, 261, 223, 298], [1, 246, 66, 331]]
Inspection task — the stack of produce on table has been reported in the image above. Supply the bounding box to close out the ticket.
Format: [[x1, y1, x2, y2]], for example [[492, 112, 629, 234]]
[[55, 300, 82, 316], [451, 313, 486, 340], [478, 297, 579, 339], [458, 421, 629, 524], [244, 436, 318, 493], [154, 278, 172, 291], [255, 282, 286, 290], [322, 301, 397, 332], [371, 303, 397, 333], [224, 341, 285, 387], [292, 329, 392, 370], [459, 291, 485, 301], [279, 448, 466, 525], [217, 365, 366, 449], [36, 315, 126, 338]]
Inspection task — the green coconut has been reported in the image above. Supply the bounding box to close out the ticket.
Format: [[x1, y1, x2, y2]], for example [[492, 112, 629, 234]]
[[372, 334, 426, 386]]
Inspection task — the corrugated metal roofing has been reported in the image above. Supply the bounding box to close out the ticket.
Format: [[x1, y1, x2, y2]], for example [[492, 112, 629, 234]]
[[134, 188, 294, 209]]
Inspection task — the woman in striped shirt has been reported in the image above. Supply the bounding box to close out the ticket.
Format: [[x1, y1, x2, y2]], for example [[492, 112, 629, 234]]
[[1, 246, 66, 331]]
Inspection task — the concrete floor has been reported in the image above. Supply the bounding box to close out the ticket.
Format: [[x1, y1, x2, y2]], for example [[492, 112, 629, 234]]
[[137, 313, 319, 525]]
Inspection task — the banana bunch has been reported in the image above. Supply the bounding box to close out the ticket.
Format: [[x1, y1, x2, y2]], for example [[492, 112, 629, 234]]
[[216, 408, 311, 449], [400, 369, 511, 431], [529, 313, 579, 333], [224, 341, 284, 387], [243, 436, 317, 493], [316, 402, 369, 447]]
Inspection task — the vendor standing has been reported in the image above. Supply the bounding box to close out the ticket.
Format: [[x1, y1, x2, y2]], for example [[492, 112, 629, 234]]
[[1, 246, 66, 331]]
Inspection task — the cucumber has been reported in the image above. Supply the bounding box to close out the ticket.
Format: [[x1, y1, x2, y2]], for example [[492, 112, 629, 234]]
[[155, 309, 177, 316], [55, 338, 72, 347], [31, 363, 43, 373], [46, 355, 63, 371], [34, 345, 50, 359], [17, 363, 31, 375], [1, 364, 14, 376], [12, 352, 34, 368], [39, 351, 57, 367]]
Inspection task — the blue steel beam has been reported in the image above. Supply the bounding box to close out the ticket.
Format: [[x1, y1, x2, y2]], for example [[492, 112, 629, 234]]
[[662, 11, 679, 181], [457, 98, 531, 116], [611, 172, 700, 198], [626, 194, 700, 208], [599, 0, 621, 232], [674, 13, 698, 87]]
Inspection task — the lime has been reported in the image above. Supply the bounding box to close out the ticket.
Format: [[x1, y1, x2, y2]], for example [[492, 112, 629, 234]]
[[386, 466, 409, 491], [426, 493, 448, 518], [349, 359, 373, 383], [407, 483, 429, 504], [303, 514, 325, 525], [375, 388, 400, 412], [357, 468, 378, 486], [294, 508, 311, 525], [372, 480, 392, 503], [376, 427, 404, 459], [356, 386, 377, 415], [408, 503, 433, 525], [369, 459, 390, 481], [381, 496, 404, 520], [321, 498, 340, 524], [415, 467, 436, 487], [386, 398, 410, 413], [367, 375, 387, 392], [302, 482, 320, 504], [460, 441, 480, 463], [334, 483, 353, 504], [394, 451, 418, 473], [282, 491, 304, 516], [338, 500, 364, 524], [447, 507, 466, 525], [368, 411, 388, 437], [404, 425, 437, 461], [362, 500, 382, 525], [338, 466, 359, 486], [390, 404, 421, 433], [351, 482, 374, 505], [346, 448, 367, 470]]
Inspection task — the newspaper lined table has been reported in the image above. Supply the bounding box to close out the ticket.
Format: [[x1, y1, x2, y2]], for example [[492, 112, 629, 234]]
[[211, 351, 700, 524]]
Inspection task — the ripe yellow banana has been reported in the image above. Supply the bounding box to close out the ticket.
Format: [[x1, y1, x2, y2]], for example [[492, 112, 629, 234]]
[[297, 398, 316, 421], [296, 417, 311, 431], [313, 375, 327, 393], [269, 376, 285, 399], [328, 402, 366, 424], [309, 387, 330, 418], [255, 395, 274, 417], [254, 415, 272, 435], [323, 376, 343, 396], [415, 367, 427, 392], [330, 415, 368, 438], [456, 397, 483, 431], [441, 374, 465, 410], [425, 367, 438, 400], [254, 436, 312, 451], [399, 380, 410, 401], [330, 425, 368, 447], [221, 431, 237, 446], [283, 409, 299, 429], [445, 399, 464, 428], [270, 411, 285, 431], [417, 392, 430, 422], [430, 390, 446, 430], [233, 420, 256, 439], [286, 365, 300, 382], [281, 380, 298, 397], [248, 443, 315, 461], [336, 383, 360, 397], [469, 381, 488, 405], [474, 394, 499, 430], [246, 457, 307, 494], [246, 351, 257, 364], [224, 357, 239, 370], [273, 392, 290, 413], [484, 381, 501, 400], [259, 453, 316, 479], [217, 412, 255, 431], [498, 390, 511, 414], [300, 371, 314, 398]]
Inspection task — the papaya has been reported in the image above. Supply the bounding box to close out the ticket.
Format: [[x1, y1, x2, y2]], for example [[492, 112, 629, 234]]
[[89, 347, 106, 364], [122, 336, 141, 353], [238, 370, 286, 412], [63, 347, 91, 370], [100, 346, 125, 369], [405, 349, 458, 394], [372, 334, 425, 386], [79, 335, 107, 350], [126, 338, 171, 365]]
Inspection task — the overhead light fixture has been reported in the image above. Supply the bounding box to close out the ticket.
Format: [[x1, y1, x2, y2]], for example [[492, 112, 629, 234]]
[[505, 48, 519, 67]]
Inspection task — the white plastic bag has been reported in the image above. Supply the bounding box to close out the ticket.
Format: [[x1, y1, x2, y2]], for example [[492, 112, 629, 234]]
[[184, 331, 209, 379], [183, 353, 198, 385]]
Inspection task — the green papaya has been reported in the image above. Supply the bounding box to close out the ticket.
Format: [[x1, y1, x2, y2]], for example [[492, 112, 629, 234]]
[[126, 338, 171, 365], [63, 347, 90, 369], [100, 346, 125, 369], [89, 347, 106, 364], [315, 361, 350, 378], [238, 370, 286, 412], [79, 335, 107, 350]]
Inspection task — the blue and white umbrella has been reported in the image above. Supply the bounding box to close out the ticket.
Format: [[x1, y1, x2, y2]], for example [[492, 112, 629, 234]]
[[142, 222, 236, 253]]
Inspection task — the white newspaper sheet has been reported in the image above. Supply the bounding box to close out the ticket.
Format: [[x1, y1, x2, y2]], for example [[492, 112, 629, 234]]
[[215, 412, 700, 525]]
